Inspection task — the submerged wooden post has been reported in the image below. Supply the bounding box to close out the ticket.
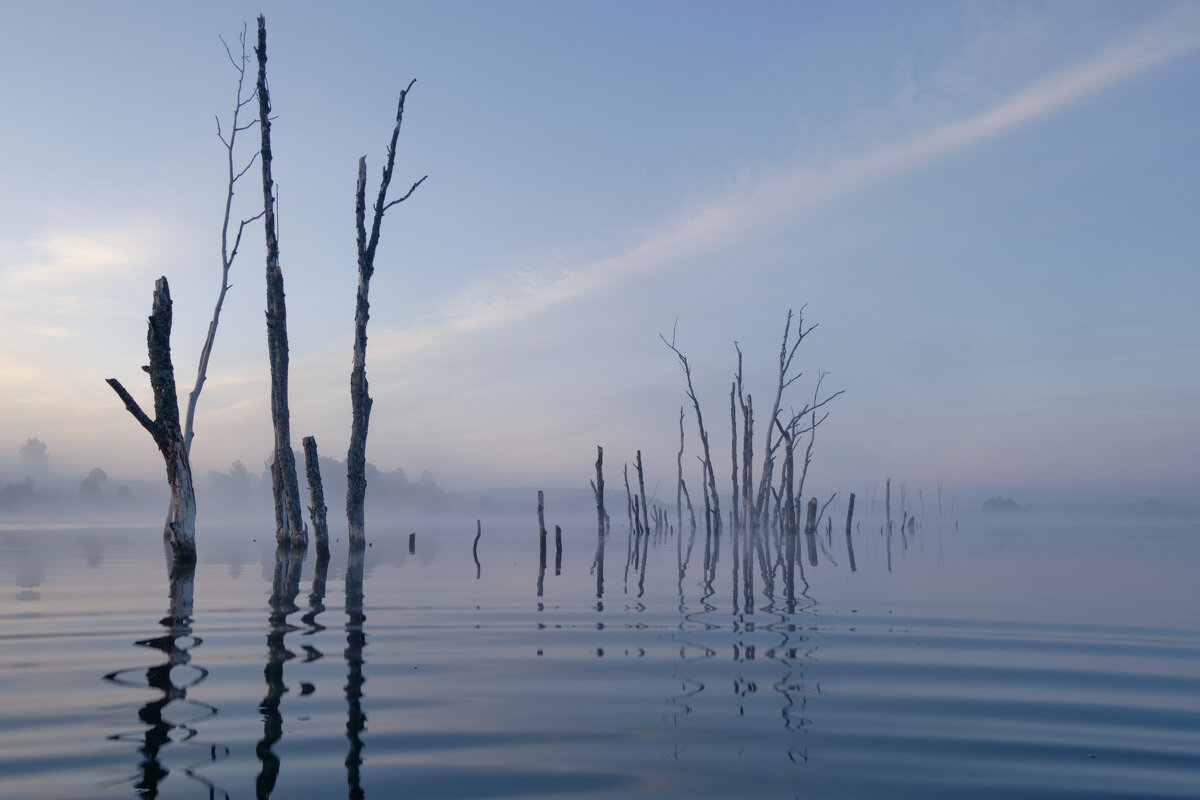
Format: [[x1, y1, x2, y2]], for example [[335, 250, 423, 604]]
[[635, 450, 650, 538], [886, 478, 892, 533], [473, 519, 482, 579], [537, 490, 547, 572], [555, 524, 562, 575], [408, 532, 416, 554], [804, 496, 818, 566], [845, 492, 857, 573], [302, 436, 329, 557]]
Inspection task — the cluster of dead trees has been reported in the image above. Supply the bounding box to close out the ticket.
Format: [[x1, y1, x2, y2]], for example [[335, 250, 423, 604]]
[[575, 310, 843, 601], [656, 309, 843, 538], [107, 17, 424, 562]]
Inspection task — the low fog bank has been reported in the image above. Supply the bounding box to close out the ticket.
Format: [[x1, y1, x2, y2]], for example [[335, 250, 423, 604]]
[[5, 437, 1194, 530], [0, 439, 598, 526]]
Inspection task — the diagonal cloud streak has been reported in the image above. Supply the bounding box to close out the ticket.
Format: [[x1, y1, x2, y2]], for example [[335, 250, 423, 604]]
[[376, 5, 1200, 360]]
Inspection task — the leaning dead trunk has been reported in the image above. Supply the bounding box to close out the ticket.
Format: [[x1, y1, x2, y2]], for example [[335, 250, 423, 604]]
[[106, 277, 197, 562], [346, 81, 427, 547], [255, 15, 306, 549]]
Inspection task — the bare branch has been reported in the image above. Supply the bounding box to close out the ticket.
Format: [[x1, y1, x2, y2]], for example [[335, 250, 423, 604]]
[[380, 174, 428, 213], [106, 378, 158, 438], [233, 151, 261, 183]]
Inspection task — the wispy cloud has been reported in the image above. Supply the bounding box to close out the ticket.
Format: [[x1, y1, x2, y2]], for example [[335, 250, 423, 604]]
[[374, 5, 1200, 360], [21, 325, 78, 339], [0, 217, 169, 321]]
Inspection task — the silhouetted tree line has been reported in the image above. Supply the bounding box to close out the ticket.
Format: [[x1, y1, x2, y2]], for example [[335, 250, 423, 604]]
[[194, 455, 448, 519]]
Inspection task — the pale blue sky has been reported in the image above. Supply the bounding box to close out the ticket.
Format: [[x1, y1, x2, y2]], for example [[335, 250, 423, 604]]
[[1, 1, 1196, 504]]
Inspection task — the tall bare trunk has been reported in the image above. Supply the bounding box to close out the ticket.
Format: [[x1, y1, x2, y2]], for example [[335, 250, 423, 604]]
[[729, 382, 739, 530], [591, 446, 606, 541], [347, 82, 426, 547], [675, 408, 685, 534], [635, 450, 650, 538], [184, 26, 263, 458], [661, 327, 720, 534], [255, 15, 306, 549], [107, 278, 196, 563]]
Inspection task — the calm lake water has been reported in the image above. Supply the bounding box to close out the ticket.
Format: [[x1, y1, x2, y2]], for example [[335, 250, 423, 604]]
[[1, 509, 1197, 799]]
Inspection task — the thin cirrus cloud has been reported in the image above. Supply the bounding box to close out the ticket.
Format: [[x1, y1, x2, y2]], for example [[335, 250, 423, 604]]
[[0, 218, 167, 323], [374, 5, 1200, 362]]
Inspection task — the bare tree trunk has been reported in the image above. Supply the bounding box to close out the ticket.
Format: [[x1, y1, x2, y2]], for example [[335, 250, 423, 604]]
[[729, 381, 739, 530], [635, 450, 650, 538], [473, 520, 482, 580], [754, 310, 806, 524], [623, 463, 635, 531], [590, 445, 606, 541], [777, 420, 795, 536], [537, 489, 548, 540], [107, 278, 196, 563], [886, 478, 892, 533], [675, 407, 685, 534], [302, 436, 329, 557], [803, 496, 819, 566], [184, 26, 263, 457], [255, 16, 306, 550], [735, 349, 754, 530], [845, 492, 857, 573], [346, 80, 427, 547], [680, 476, 697, 532], [661, 326, 720, 533]]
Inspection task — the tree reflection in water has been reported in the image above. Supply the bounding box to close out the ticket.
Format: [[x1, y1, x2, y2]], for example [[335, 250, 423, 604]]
[[104, 559, 227, 798], [255, 545, 304, 799], [344, 543, 366, 800]]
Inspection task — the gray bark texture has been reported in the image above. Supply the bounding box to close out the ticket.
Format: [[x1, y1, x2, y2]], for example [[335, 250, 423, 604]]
[[347, 80, 426, 547], [106, 277, 197, 563], [302, 436, 330, 557], [255, 15, 306, 549]]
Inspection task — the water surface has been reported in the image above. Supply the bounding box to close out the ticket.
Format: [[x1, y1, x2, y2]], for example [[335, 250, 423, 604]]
[[1, 512, 1197, 798]]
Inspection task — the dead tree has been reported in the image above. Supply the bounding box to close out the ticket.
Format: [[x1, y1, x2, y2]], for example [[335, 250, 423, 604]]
[[302, 436, 329, 557], [346, 80, 427, 547], [729, 380, 739, 530], [183, 25, 263, 457], [675, 407, 685, 534], [635, 450, 650, 538], [845, 492, 857, 572], [255, 16, 306, 549], [734, 344, 754, 530], [753, 309, 816, 526], [661, 323, 720, 534], [537, 490, 548, 541], [107, 278, 197, 563], [590, 446, 606, 540], [886, 478, 892, 533]]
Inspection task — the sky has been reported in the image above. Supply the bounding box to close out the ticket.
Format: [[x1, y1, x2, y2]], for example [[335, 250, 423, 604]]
[[0, 1, 1197, 506]]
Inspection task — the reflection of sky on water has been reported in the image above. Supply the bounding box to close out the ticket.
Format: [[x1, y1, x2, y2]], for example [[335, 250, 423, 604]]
[[0, 512, 1196, 798]]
